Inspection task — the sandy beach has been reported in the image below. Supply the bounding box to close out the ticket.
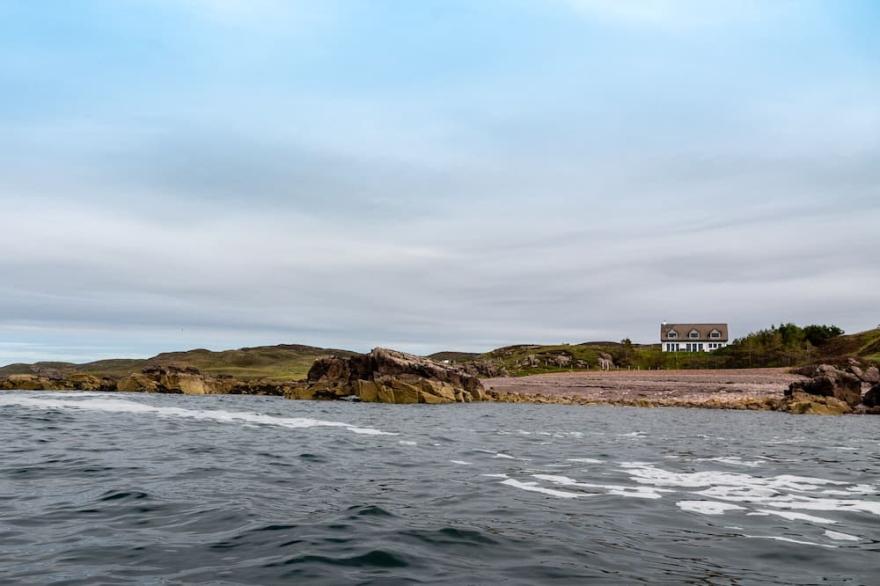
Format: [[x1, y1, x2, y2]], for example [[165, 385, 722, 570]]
[[483, 368, 806, 408]]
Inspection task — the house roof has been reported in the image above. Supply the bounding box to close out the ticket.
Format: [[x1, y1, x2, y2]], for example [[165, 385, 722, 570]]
[[660, 323, 728, 342]]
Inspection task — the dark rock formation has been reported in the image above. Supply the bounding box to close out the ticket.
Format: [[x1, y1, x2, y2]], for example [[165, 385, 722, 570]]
[[461, 359, 509, 378], [287, 348, 486, 404], [118, 365, 212, 394], [860, 366, 880, 385], [513, 352, 594, 371], [0, 374, 52, 390], [115, 366, 293, 396], [862, 384, 880, 408], [0, 373, 116, 392], [783, 364, 864, 414]]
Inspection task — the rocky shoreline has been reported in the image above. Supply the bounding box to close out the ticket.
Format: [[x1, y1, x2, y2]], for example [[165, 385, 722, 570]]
[[2, 348, 878, 415]]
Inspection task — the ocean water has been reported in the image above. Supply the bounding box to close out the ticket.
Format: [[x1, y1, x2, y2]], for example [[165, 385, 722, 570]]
[[1, 392, 877, 585]]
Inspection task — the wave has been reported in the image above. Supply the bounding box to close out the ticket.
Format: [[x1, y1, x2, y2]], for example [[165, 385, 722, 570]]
[[0, 395, 394, 436]]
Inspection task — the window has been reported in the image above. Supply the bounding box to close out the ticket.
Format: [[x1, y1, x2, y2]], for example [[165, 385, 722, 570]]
[[667, 330, 678, 339], [710, 330, 721, 339], [689, 330, 700, 339]]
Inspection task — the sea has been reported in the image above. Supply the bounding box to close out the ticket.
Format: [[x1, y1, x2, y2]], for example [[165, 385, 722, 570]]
[[1, 391, 877, 585]]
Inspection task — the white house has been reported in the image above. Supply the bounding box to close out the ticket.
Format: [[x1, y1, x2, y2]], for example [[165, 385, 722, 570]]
[[661, 323, 729, 352]]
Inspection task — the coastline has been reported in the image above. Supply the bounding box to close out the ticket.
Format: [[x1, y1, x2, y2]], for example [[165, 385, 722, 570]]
[[483, 368, 803, 410], [0, 366, 808, 411]]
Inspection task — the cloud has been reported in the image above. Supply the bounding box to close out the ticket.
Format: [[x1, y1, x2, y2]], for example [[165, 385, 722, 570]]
[[0, 0, 877, 364]]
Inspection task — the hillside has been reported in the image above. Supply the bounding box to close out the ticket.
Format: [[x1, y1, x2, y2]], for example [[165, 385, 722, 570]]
[[449, 328, 880, 376], [0, 344, 358, 381], [817, 328, 880, 364], [426, 351, 481, 362], [3, 328, 878, 383]]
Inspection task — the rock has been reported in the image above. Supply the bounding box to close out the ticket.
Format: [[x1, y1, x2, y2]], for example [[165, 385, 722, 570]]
[[0, 374, 50, 390], [861, 366, 880, 385], [780, 391, 852, 415], [225, 379, 293, 396], [785, 364, 862, 407], [65, 373, 116, 392], [117, 372, 160, 392], [862, 384, 880, 408], [461, 360, 509, 378], [293, 348, 487, 404], [116, 366, 222, 394]]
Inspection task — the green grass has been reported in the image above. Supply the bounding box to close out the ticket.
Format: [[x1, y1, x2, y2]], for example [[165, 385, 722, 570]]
[[1, 344, 357, 381], [3, 328, 878, 382]]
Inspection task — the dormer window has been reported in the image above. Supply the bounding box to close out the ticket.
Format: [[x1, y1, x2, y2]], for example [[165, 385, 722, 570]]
[[689, 330, 700, 339], [710, 330, 721, 339], [667, 330, 677, 339]]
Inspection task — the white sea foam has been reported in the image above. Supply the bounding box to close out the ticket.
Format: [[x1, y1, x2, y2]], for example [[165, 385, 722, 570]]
[[677, 501, 745, 515], [743, 535, 837, 549], [0, 395, 394, 436], [620, 462, 880, 517], [824, 530, 860, 542], [494, 453, 516, 459], [697, 457, 765, 468], [566, 458, 603, 464], [750, 510, 837, 524], [398, 440, 417, 446], [532, 474, 667, 499], [449, 460, 472, 465], [500, 478, 580, 499]]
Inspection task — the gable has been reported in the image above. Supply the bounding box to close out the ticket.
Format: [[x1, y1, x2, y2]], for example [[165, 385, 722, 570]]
[[660, 323, 728, 342]]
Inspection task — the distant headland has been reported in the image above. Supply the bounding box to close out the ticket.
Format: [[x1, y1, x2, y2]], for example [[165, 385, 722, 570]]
[[2, 324, 878, 415]]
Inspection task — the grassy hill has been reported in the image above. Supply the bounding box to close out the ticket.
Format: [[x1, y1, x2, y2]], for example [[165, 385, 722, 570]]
[[816, 328, 880, 364], [3, 327, 878, 382], [453, 327, 880, 376], [0, 344, 358, 381], [426, 351, 481, 362]]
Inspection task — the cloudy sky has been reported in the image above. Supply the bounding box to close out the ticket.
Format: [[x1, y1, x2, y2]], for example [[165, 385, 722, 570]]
[[1, 0, 878, 364]]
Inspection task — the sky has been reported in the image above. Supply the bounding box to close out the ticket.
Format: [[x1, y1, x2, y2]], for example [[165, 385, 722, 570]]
[[1, 0, 879, 364]]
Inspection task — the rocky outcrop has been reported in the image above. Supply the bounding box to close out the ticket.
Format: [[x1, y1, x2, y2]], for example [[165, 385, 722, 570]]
[[783, 392, 853, 415], [116, 365, 213, 394], [461, 359, 509, 378], [785, 364, 862, 407], [858, 366, 879, 385], [114, 366, 292, 396], [861, 384, 880, 410], [0, 374, 53, 390], [0, 373, 117, 392], [783, 363, 880, 414], [514, 352, 594, 371], [287, 348, 486, 404]]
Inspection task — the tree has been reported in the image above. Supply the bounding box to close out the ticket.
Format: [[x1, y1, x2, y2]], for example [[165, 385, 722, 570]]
[[802, 324, 844, 346]]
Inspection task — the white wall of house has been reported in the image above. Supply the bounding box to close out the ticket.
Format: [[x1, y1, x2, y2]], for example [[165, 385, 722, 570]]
[[661, 341, 728, 352]]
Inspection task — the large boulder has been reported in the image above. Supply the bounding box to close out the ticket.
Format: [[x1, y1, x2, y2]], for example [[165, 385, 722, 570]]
[[289, 348, 487, 404], [862, 384, 880, 409], [860, 366, 880, 385], [64, 373, 117, 392], [785, 364, 862, 408], [461, 360, 509, 378], [0, 374, 51, 390], [783, 391, 853, 415], [117, 366, 222, 394]]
